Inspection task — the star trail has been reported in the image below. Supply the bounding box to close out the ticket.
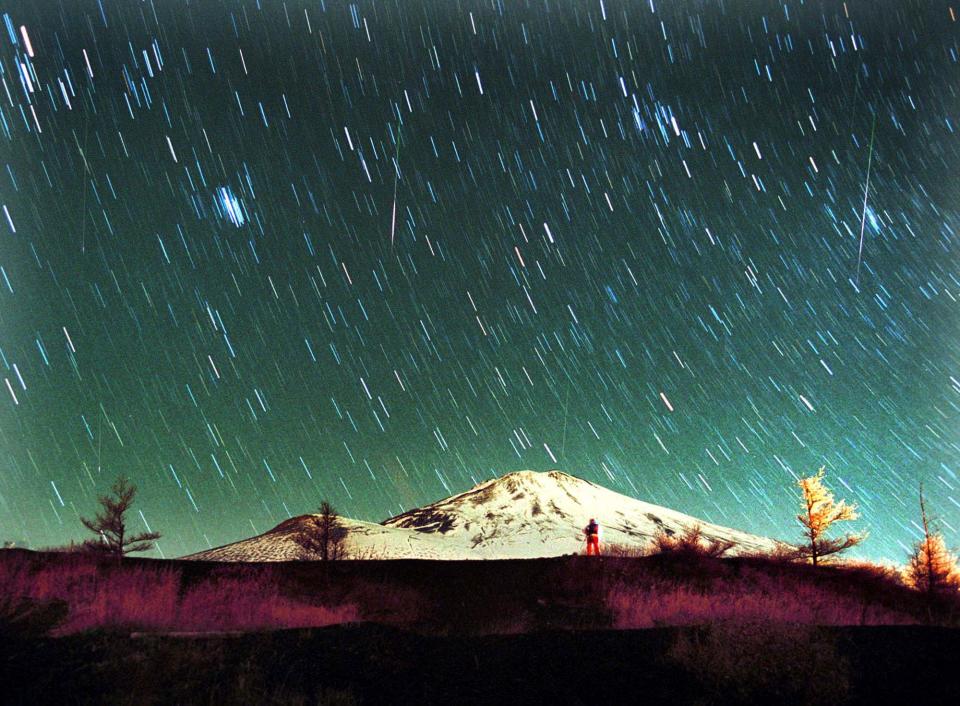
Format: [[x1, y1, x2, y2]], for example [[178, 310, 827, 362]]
[[1, 0, 959, 560]]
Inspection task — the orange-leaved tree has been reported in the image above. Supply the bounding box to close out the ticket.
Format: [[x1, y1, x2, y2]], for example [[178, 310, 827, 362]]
[[905, 484, 960, 596], [796, 466, 865, 566]]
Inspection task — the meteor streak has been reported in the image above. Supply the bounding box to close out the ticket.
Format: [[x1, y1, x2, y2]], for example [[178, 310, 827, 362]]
[[855, 115, 877, 287]]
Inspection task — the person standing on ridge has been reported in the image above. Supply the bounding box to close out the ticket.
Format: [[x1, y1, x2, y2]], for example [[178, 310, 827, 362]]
[[584, 518, 601, 556]]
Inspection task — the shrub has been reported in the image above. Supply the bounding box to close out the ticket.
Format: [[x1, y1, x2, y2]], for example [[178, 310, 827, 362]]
[[0, 595, 68, 637], [667, 620, 850, 704], [650, 524, 735, 558]]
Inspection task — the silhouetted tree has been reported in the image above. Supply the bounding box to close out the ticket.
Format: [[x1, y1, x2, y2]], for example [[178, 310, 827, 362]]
[[795, 466, 865, 566], [294, 500, 347, 561], [80, 475, 161, 556], [905, 484, 960, 596]]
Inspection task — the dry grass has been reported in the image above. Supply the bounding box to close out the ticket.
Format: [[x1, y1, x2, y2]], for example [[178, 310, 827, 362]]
[[3, 546, 953, 638], [608, 580, 913, 628], [601, 542, 650, 558], [0, 552, 357, 635], [605, 557, 924, 628]]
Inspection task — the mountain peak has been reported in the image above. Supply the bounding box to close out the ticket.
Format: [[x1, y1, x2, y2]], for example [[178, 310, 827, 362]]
[[472, 469, 596, 493], [496, 469, 585, 483], [381, 469, 593, 533], [186, 468, 777, 561]]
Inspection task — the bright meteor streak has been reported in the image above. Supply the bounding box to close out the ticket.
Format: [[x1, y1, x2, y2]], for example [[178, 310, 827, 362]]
[[855, 115, 877, 288]]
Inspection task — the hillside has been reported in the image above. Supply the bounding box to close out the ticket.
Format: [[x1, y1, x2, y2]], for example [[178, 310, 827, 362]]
[[3, 548, 960, 705]]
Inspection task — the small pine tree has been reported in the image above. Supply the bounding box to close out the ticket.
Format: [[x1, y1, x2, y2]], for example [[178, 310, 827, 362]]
[[294, 500, 347, 561], [796, 466, 865, 566], [905, 484, 960, 596], [80, 475, 161, 556]]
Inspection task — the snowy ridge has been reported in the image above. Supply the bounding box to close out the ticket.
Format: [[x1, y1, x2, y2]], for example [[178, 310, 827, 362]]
[[184, 470, 777, 561], [182, 516, 456, 562]]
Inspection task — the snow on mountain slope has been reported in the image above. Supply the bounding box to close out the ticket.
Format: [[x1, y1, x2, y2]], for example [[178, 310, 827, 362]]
[[381, 470, 776, 557], [184, 470, 777, 561], [184, 516, 457, 562]]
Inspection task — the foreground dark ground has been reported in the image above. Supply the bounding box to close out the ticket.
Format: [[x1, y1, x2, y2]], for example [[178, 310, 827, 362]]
[[3, 623, 960, 705], [2, 549, 960, 704]]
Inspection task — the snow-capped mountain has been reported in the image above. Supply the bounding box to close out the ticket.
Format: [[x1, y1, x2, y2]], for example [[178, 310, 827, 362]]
[[184, 470, 777, 561]]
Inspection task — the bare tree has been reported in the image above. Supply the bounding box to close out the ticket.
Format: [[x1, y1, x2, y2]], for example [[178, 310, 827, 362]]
[[294, 500, 347, 561], [905, 483, 960, 596], [80, 475, 161, 556], [795, 466, 865, 566]]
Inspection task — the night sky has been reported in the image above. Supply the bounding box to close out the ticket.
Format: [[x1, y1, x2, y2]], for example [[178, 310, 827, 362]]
[[1, 0, 958, 561]]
